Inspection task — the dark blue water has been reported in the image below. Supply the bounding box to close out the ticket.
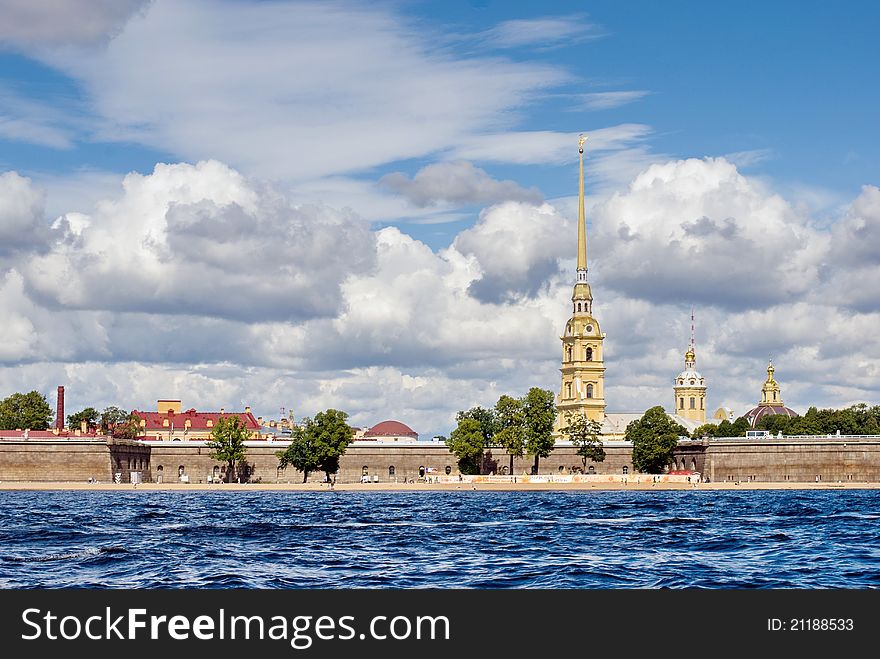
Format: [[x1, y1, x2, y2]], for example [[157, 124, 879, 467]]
[[1, 490, 878, 588]]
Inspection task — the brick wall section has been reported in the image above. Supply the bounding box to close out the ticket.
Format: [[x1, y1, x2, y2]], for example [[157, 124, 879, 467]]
[[0, 439, 152, 483]]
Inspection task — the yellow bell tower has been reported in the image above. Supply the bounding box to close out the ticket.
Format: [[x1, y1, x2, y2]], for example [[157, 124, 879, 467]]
[[673, 311, 706, 422], [557, 135, 607, 429]]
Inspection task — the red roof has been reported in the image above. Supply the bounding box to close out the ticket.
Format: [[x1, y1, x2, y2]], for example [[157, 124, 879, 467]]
[[364, 420, 418, 438], [0, 430, 103, 439], [131, 409, 261, 432]]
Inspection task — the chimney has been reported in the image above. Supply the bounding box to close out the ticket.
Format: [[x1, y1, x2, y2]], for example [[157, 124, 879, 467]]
[[56, 386, 65, 431]]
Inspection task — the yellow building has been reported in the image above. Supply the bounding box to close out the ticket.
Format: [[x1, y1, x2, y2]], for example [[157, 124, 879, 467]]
[[556, 135, 607, 429], [673, 315, 707, 423]]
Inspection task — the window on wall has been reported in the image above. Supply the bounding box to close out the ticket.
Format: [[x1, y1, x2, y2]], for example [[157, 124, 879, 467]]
[[566, 382, 572, 398], [586, 384, 594, 398], [566, 345, 572, 361], [773, 392, 777, 401], [362, 465, 369, 475], [701, 399, 704, 409], [679, 397, 684, 409], [588, 466, 595, 474], [586, 347, 593, 361], [388, 466, 395, 477], [622, 466, 629, 475], [690, 397, 695, 409]]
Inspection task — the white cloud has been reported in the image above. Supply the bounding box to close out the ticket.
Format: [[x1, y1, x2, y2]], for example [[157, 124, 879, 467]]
[[380, 161, 542, 208], [0, 0, 149, 48], [0, 171, 54, 256], [3, 157, 879, 439], [34, 0, 568, 180], [482, 16, 605, 49], [23, 160, 376, 321], [580, 91, 651, 110], [592, 157, 828, 310], [450, 124, 652, 165]]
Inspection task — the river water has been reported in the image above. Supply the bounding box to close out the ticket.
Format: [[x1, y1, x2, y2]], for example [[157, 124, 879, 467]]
[[1, 490, 877, 588]]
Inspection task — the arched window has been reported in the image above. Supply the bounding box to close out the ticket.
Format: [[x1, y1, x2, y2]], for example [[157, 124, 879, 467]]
[[362, 465, 369, 475], [700, 398, 704, 409], [566, 382, 572, 398], [445, 465, 452, 475], [689, 397, 695, 409], [588, 466, 595, 474], [566, 345, 572, 361], [577, 302, 582, 312], [586, 384, 594, 399], [388, 466, 395, 477], [585, 347, 593, 361], [691, 458, 697, 471], [773, 392, 777, 401], [679, 397, 684, 409], [622, 466, 629, 475]]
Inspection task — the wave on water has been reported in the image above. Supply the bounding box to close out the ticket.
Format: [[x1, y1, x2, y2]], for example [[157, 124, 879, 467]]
[[3, 545, 128, 563]]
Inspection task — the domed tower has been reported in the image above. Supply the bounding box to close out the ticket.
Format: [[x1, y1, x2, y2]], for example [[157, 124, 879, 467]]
[[744, 360, 799, 428], [557, 135, 606, 429], [673, 313, 706, 422]]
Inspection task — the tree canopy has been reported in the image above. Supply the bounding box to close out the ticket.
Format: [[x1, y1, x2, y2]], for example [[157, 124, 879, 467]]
[[277, 409, 354, 482], [446, 417, 485, 475], [494, 394, 525, 475], [626, 405, 688, 474], [207, 415, 251, 482], [0, 391, 53, 431], [68, 407, 99, 432], [100, 406, 129, 435], [455, 406, 496, 445], [112, 413, 143, 439], [561, 413, 605, 471], [523, 387, 556, 474]]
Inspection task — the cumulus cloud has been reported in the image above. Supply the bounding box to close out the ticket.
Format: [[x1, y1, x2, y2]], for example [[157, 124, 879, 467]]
[[3, 156, 879, 439], [0, 0, 149, 48], [453, 202, 570, 303], [379, 161, 542, 208], [592, 157, 828, 310], [0, 171, 54, 257], [23, 160, 376, 321]]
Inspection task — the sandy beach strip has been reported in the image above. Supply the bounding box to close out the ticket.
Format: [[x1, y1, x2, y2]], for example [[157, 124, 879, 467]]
[[0, 480, 878, 492]]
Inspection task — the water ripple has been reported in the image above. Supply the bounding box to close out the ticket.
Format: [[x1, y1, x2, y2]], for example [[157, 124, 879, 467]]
[[0, 490, 877, 588]]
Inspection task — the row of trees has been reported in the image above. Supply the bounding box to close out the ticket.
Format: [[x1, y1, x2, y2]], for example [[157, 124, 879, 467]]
[[202, 409, 357, 484], [691, 403, 880, 439], [446, 387, 607, 475], [0, 390, 145, 438]]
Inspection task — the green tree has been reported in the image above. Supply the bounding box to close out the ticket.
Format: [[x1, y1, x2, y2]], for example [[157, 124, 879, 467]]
[[276, 409, 354, 482], [691, 423, 718, 439], [562, 413, 605, 471], [207, 415, 250, 482], [67, 407, 99, 432], [446, 417, 485, 475], [0, 391, 53, 430], [626, 405, 688, 474], [112, 413, 143, 439], [100, 406, 129, 434], [494, 394, 525, 475], [523, 387, 556, 474], [277, 425, 320, 482], [456, 406, 496, 445], [756, 414, 794, 435]]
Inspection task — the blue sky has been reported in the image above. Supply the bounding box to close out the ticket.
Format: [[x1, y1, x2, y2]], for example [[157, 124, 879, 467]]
[[0, 0, 878, 437]]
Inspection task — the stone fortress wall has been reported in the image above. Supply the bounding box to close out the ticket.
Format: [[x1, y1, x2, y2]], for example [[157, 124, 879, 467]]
[[2, 437, 880, 484]]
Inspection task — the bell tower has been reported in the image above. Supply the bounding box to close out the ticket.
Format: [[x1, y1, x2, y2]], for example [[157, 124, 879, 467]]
[[557, 135, 607, 429], [673, 310, 706, 422]]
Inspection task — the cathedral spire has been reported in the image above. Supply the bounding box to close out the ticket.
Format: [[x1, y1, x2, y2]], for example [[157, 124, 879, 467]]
[[576, 134, 588, 283]]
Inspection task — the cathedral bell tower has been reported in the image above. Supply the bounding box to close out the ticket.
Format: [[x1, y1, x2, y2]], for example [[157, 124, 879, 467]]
[[556, 135, 607, 429], [673, 311, 706, 422]]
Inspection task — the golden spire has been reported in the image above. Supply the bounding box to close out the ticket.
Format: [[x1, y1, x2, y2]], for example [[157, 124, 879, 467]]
[[577, 134, 588, 277]]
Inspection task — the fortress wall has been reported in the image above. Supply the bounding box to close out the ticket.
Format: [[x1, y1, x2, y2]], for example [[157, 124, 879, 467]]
[[2, 438, 880, 484], [700, 439, 880, 483], [0, 440, 112, 482]]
